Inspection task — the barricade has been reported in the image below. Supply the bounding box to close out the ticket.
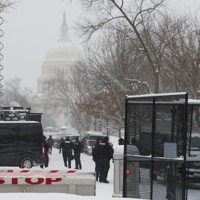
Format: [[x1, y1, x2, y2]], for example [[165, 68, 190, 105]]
[[112, 145, 140, 198], [113, 152, 124, 197], [0, 169, 96, 195]]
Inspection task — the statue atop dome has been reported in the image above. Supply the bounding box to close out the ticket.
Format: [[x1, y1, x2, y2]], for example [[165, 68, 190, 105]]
[[58, 11, 69, 42]]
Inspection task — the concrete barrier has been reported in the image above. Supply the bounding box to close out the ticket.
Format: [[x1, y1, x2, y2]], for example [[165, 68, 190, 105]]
[[113, 153, 124, 197], [112, 145, 140, 198], [0, 169, 96, 195]]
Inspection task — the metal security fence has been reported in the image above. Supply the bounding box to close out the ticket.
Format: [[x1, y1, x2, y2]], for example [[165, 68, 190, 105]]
[[123, 93, 189, 200]]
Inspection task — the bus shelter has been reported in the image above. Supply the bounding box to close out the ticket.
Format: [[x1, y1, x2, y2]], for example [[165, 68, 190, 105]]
[[123, 92, 200, 200]]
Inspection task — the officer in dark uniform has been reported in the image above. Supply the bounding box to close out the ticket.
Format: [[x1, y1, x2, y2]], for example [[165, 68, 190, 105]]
[[47, 135, 54, 154], [96, 136, 114, 183], [92, 137, 103, 181], [131, 137, 141, 152], [73, 137, 83, 169], [118, 138, 124, 145], [59, 136, 73, 168]]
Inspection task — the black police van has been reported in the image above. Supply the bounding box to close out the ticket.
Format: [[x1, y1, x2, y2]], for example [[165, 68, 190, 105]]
[[0, 107, 45, 168]]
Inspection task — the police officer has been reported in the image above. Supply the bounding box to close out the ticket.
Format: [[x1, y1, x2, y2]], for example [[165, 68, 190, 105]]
[[96, 136, 114, 183], [73, 137, 83, 169], [59, 136, 73, 168], [47, 135, 54, 154], [118, 138, 124, 145], [131, 137, 141, 152], [92, 137, 103, 181]]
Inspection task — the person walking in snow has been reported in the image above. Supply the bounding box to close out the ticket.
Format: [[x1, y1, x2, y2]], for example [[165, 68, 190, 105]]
[[40, 135, 51, 168], [95, 136, 114, 183], [118, 138, 124, 145], [73, 137, 83, 169], [47, 135, 54, 154], [59, 136, 73, 168], [92, 137, 103, 181]]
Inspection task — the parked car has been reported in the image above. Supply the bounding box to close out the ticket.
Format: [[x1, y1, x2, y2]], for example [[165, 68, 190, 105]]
[[0, 107, 45, 168], [83, 139, 96, 155], [81, 134, 105, 155]]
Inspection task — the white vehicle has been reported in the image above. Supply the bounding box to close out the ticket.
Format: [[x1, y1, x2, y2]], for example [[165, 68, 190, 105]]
[[81, 132, 104, 155]]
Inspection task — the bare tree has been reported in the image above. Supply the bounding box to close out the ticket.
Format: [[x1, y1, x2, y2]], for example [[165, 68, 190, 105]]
[[49, 69, 92, 133], [68, 0, 200, 133], [76, 0, 166, 93], [3, 77, 32, 107], [0, 0, 15, 11], [72, 27, 152, 130], [163, 16, 200, 98]]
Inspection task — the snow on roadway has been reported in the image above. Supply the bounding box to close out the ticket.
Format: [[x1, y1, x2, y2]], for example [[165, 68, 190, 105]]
[[0, 136, 199, 200]]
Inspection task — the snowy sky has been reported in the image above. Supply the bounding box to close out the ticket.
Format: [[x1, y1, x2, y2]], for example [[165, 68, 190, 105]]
[[2, 0, 83, 92], [1, 0, 200, 93]]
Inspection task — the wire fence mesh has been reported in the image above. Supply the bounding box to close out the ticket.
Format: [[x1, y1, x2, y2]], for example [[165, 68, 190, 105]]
[[124, 93, 190, 200]]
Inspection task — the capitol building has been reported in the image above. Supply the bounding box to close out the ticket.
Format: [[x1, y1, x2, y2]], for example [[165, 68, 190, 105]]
[[36, 13, 81, 127], [37, 12, 80, 94]]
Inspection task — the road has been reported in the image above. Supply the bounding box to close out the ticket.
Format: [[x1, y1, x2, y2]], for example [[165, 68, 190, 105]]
[[47, 147, 200, 200]]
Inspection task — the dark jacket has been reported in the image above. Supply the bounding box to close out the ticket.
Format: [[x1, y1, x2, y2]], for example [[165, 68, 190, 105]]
[[73, 140, 83, 154], [60, 139, 73, 154], [44, 142, 51, 155], [47, 137, 54, 147], [92, 145, 98, 162], [95, 141, 114, 161]]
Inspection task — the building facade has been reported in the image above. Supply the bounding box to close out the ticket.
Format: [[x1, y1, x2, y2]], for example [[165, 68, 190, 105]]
[[36, 13, 80, 127], [37, 12, 80, 94]]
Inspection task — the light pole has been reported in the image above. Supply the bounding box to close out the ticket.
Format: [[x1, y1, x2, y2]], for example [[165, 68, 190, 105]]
[[106, 127, 110, 138]]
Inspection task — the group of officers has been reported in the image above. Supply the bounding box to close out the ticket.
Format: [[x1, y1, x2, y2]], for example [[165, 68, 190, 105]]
[[42, 135, 83, 170], [59, 136, 83, 169], [42, 135, 114, 184]]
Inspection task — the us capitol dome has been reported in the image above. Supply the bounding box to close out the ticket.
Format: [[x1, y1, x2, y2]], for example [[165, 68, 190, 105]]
[[37, 12, 81, 94]]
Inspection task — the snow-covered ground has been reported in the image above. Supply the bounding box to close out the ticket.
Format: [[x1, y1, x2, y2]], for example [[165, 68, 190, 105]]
[[0, 136, 199, 200]]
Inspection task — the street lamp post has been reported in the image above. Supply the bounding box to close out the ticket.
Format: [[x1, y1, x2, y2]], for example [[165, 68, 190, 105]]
[[106, 127, 110, 138]]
